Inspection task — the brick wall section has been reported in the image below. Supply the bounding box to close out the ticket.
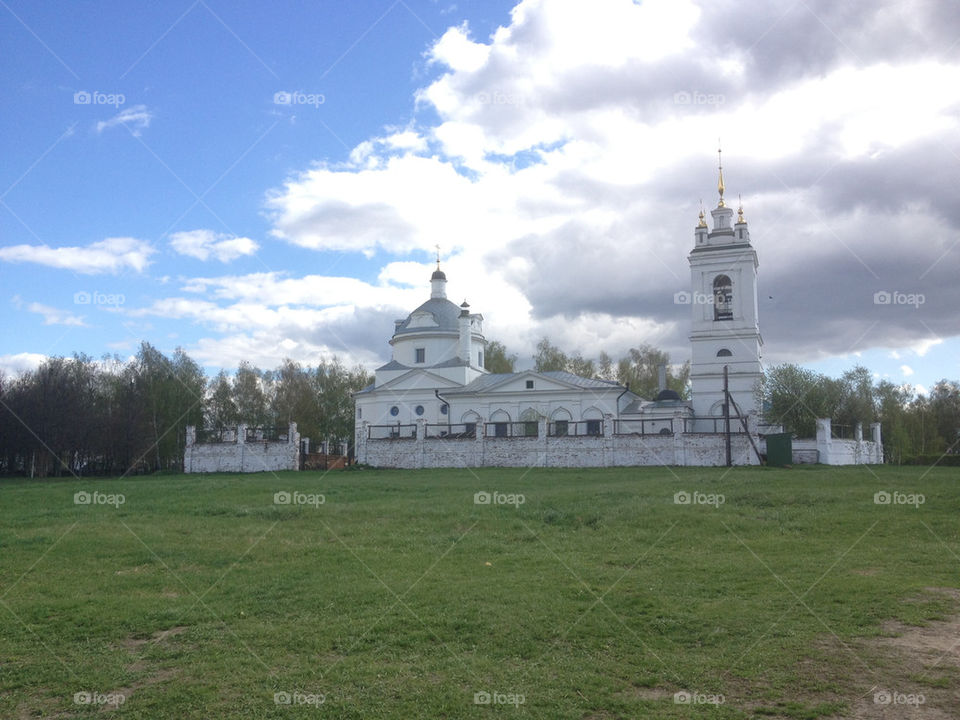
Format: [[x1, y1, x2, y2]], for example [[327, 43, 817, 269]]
[[184, 423, 300, 473], [359, 415, 762, 468]]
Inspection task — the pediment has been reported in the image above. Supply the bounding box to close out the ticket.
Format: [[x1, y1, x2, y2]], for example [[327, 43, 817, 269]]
[[406, 311, 438, 329], [377, 369, 461, 391]]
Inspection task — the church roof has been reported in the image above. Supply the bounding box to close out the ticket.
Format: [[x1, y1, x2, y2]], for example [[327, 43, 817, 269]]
[[375, 359, 409, 372], [393, 297, 462, 336], [445, 370, 622, 395]]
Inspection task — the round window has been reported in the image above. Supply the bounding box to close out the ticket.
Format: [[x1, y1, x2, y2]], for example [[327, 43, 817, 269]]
[[415, 405, 425, 416], [390, 406, 399, 416], [440, 404, 448, 415]]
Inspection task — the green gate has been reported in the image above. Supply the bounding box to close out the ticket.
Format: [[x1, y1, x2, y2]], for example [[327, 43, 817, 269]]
[[766, 433, 793, 467]]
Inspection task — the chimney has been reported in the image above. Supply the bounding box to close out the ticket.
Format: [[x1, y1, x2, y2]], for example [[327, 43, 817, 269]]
[[459, 301, 471, 366], [658, 363, 667, 393]]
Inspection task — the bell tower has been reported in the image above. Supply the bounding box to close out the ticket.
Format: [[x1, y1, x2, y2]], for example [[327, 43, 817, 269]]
[[688, 149, 763, 421]]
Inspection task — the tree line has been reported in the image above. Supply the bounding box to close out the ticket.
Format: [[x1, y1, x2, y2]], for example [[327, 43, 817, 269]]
[[0, 343, 371, 477], [1, 337, 955, 476], [486, 339, 691, 399], [763, 364, 960, 464]]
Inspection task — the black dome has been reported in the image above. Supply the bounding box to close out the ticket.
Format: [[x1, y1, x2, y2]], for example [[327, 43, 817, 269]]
[[431, 269, 446, 281], [655, 389, 681, 401]]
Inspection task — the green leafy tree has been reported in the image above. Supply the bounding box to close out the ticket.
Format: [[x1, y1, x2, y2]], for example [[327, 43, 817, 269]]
[[207, 371, 238, 429], [597, 351, 616, 381], [484, 340, 517, 373], [533, 338, 569, 372], [616, 344, 689, 399], [233, 361, 269, 427], [567, 353, 596, 379]]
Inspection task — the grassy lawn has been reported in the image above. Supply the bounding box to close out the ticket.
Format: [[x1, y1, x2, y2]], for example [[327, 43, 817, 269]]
[[1, 465, 958, 718]]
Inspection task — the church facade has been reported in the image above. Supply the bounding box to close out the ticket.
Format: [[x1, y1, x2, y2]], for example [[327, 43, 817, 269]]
[[353, 169, 880, 467]]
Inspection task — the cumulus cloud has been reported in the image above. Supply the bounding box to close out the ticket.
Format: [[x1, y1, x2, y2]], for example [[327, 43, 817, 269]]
[[0, 237, 154, 274], [169, 229, 259, 263], [126, 273, 410, 369], [190, 0, 960, 371], [27, 302, 87, 327], [0, 1, 940, 377], [95, 104, 153, 136], [0, 352, 47, 376]]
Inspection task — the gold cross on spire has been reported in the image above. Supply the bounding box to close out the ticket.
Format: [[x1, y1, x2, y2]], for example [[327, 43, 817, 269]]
[[435, 244, 440, 270], [717, 141, 725, 207]]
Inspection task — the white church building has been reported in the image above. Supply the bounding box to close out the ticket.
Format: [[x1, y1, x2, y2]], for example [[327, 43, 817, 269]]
[[354, 167, 882, 468]]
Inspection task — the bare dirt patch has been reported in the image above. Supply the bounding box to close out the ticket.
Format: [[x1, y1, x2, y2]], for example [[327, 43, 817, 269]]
[[618, 686, 673, 702], [847, 588, 960, 719], [117, 625, 188, 651], [99, 625, 189, 711]]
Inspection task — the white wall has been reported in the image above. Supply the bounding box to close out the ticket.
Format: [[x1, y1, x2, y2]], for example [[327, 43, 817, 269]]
[[357, 417, 760, 468], [184, 423, 300, 473]]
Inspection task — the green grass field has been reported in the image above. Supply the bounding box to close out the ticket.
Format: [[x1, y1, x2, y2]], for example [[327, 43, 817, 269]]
[[1, 465, 957, 718]]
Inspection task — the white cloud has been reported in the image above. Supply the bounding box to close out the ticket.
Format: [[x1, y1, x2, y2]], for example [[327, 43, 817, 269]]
[[0, 237, 154, 274], [27, 302, 87, 327], [255, 0, 960, 373], [170, 229, 259, 263], [911, 337, 943, 357], [0, 352, 47, 376], [96, 104, 153, 136], [901, 364, 914, 377]]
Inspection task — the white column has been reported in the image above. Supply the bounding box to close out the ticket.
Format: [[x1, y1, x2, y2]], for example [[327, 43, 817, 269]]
[[816, 418, 832, 464]]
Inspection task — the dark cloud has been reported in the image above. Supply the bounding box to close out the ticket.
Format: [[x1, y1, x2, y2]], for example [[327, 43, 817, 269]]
[[701, 0, 960, 90], [296, 304, 407, 360]]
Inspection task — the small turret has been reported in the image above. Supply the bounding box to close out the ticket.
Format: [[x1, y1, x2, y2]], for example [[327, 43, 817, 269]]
[[430, 247, 447, 299], [458, 300, 471, 366]]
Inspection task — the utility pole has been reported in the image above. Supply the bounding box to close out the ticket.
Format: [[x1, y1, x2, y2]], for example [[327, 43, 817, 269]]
[[723, 365, 732, 467]]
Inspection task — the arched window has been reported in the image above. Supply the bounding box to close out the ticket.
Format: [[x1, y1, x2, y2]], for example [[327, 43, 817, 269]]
[[581, 406, 603, 436], [461, 410, 480, 438], [520, 408, 539, 437], [713, 274, 733, 320], [550, 408, 572, 437], [490, 409, 511, 438], [716, 348, 732, 357]]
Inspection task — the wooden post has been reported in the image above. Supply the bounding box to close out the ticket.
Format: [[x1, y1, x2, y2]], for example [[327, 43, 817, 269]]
[[723, 365, 731, 467]]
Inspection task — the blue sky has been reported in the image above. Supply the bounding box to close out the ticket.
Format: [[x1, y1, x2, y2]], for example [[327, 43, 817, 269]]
[[1, 0, 957, 395]]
